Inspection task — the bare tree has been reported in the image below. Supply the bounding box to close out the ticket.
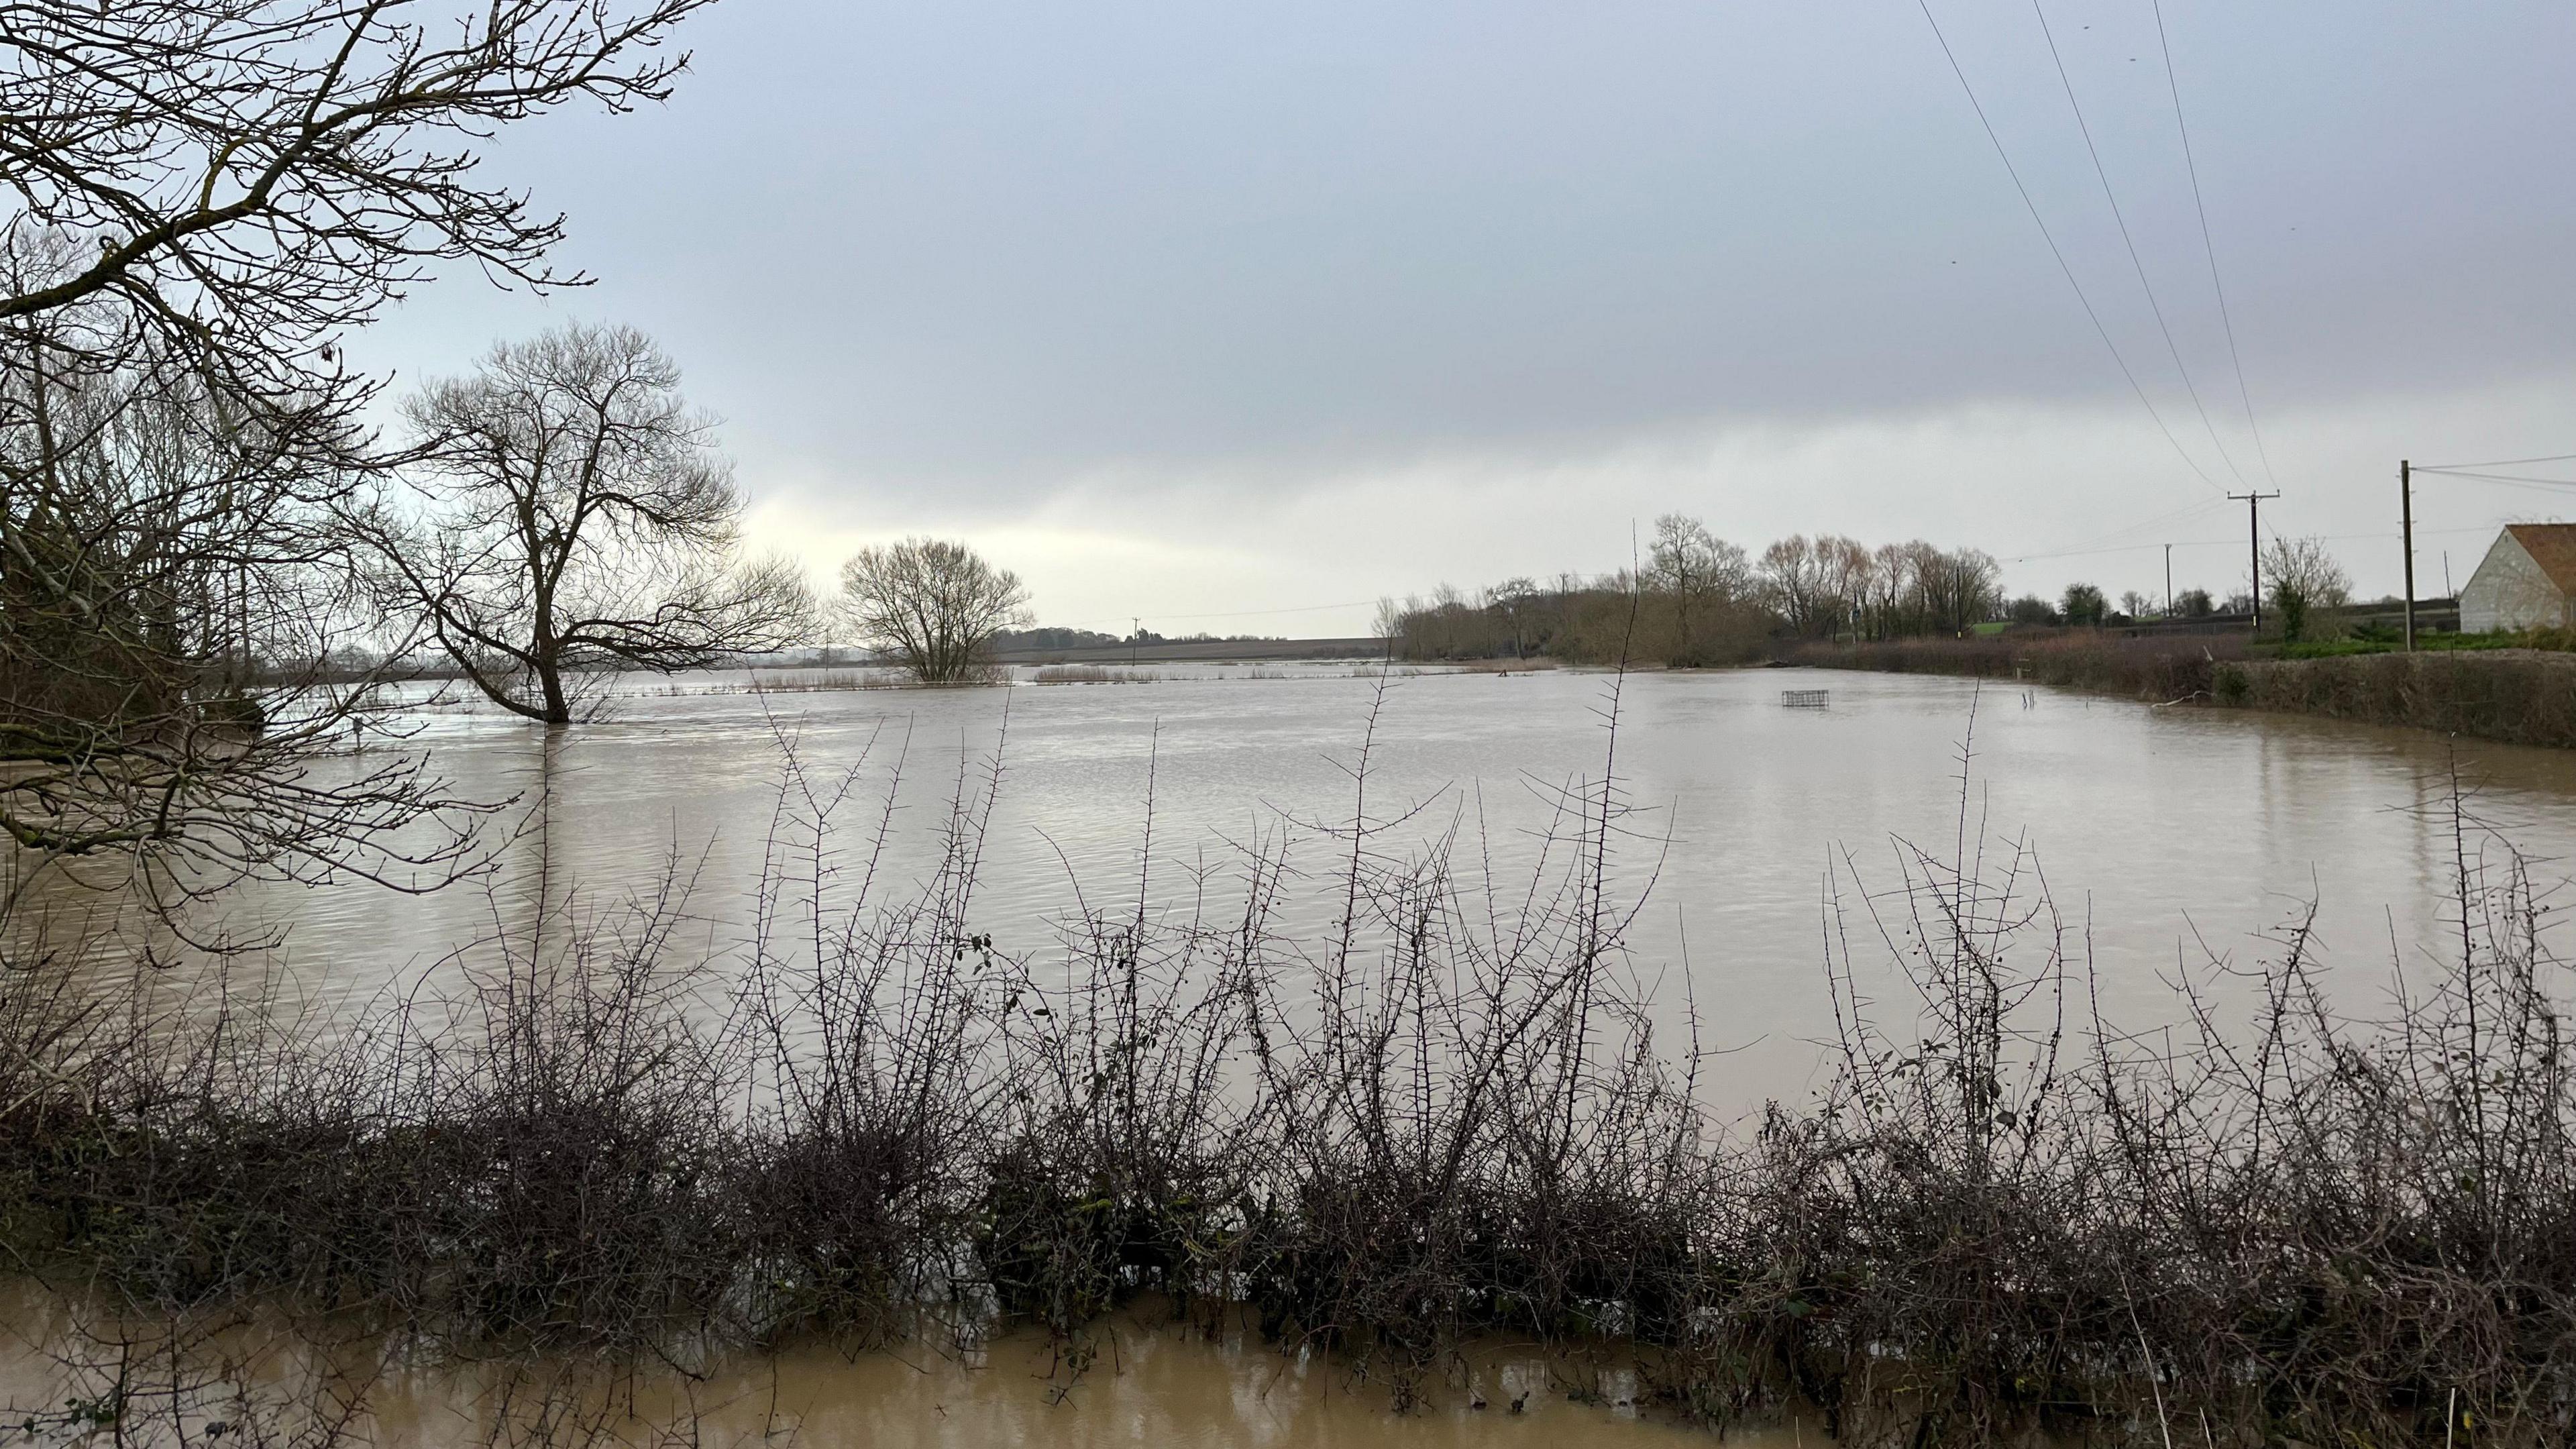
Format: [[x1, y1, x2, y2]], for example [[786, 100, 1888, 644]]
[[1487, 575, 1541, 658], [0, 0, 719, 904], [1814, 535, 1874, 639], [0, 310, 484, 916], [1758, 535, 1825, 637], [839, 539, 1032, 684], [2261, 535, 2352, 643], [1372, 596, 1406, 649], [1914, 544, 2002, 633], [1648, 514, 1750, 665], [377, 323, 811, 724], [0, 0, 718, 514], [0, 0, 711, 363]]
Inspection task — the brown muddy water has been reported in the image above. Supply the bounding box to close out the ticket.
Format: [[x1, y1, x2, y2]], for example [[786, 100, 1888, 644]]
[[26, 661, 2576, 1111], [0, 1301, 1786, 1447], [13, 662, 2571, 1445]]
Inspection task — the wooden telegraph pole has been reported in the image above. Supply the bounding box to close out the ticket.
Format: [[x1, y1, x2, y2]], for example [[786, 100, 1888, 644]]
[[2230, 491, 2281, 631], [2400, 459, 2416, 651]]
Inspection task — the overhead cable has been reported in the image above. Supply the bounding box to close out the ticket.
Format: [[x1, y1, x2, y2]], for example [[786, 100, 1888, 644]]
[[2416, 452, 2576, 471], [2150, 0, 2277, 488], [2031, 0, 2247, 488], [1915, 0, 2226, 494]]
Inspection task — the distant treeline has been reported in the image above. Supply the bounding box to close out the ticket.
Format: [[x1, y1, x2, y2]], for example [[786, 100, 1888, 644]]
[[992, 626, 1288, 653], [1379, 517, 2006, 665]]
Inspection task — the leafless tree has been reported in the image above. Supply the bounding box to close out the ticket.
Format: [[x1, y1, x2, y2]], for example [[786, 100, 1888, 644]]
[[0, 0, 721, 906], [0, 0, 720, 517], [0, 0, 714, 372], [1917, 543, 2002, 632], [1371, 595, 1405, 646], [1488, 575, 1541, 658], [2260, 536, 2351, 610], [2257, 534, 2352, 641], [1758, 534, 1826, 637], [1648, 513, 1750, 665], [0, 283, 490, 919], [839, 539, 1031, 684], [376, 323, 811, 724]]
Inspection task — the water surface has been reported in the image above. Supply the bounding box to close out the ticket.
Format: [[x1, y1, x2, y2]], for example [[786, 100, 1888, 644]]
[[44, 663, 2576, 1109]]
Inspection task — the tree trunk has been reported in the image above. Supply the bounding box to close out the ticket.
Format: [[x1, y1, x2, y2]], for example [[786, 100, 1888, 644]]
[[533, 639, 571, 725]]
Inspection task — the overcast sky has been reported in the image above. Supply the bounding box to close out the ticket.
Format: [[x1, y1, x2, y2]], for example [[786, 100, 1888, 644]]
[[356, 1, 2576, 635]]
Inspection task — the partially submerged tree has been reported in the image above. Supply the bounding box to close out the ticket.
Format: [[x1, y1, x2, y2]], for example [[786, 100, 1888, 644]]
[[0, 0, 716, 901], [839, 539, 1031, 684], [379, 323, 811, 724]]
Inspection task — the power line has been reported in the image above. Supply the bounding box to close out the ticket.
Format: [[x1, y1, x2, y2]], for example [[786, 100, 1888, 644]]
[[2010, 494, 2231, 563], [1914, 0, 2225, 494], [2008, 521, 2504, 566], [2412, 467, 2576, 490], [2150, 0, 2277, 489], [2411, 451, 2576, 469], [2031, 0, 2247, 488]]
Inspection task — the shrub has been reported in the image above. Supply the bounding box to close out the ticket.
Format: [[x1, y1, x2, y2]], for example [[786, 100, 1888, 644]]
[[3, 686, 2572, 1446]]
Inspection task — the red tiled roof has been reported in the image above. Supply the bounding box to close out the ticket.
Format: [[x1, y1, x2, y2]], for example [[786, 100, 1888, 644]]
[[2506, 523, 2576, 595]]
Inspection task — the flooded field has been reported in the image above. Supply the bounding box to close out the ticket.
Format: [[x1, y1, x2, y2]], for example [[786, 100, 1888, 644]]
[[0, 1301, 1777, 1448], [34, 659, 2576, 1110], [11, 661, 2574, 1446]]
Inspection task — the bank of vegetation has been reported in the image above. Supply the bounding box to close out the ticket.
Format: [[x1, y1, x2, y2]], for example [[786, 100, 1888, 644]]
[[1782, 629, 2245, 702], [1378, 518, 2010, 667], [2220, 647, 2576, 749], [1781, 627, 2576, 748], [1379, 521, 2401, 678], [4, 706, 2571, 1447]]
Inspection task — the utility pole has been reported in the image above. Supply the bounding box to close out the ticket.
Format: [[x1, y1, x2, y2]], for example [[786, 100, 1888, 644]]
[[2230, 491, 2281, 631], [2400, 459, 2416, 651], [2163, 543, 2173, 617], [1131, 617, 1140, 669]]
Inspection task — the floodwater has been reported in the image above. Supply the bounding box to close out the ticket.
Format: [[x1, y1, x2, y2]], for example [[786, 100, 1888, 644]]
[[36, 661, 2576, 1108], [15, 662, 2576, 1445], [0, 1299, 1790, 1447]]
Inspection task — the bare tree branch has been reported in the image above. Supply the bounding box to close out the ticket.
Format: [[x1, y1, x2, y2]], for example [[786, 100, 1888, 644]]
[[374, 321, 812, 723], [838, 538, 1030, 685]]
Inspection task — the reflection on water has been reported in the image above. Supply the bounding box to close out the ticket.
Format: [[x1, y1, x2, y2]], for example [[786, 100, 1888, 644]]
[[404, 1325, 1756, 1447], [0, 1300, 1785, 1448], [23, 663, 2576, 1110]]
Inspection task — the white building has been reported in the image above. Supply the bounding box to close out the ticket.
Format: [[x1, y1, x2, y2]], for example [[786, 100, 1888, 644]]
[[2459, 523, 2576, 633]]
